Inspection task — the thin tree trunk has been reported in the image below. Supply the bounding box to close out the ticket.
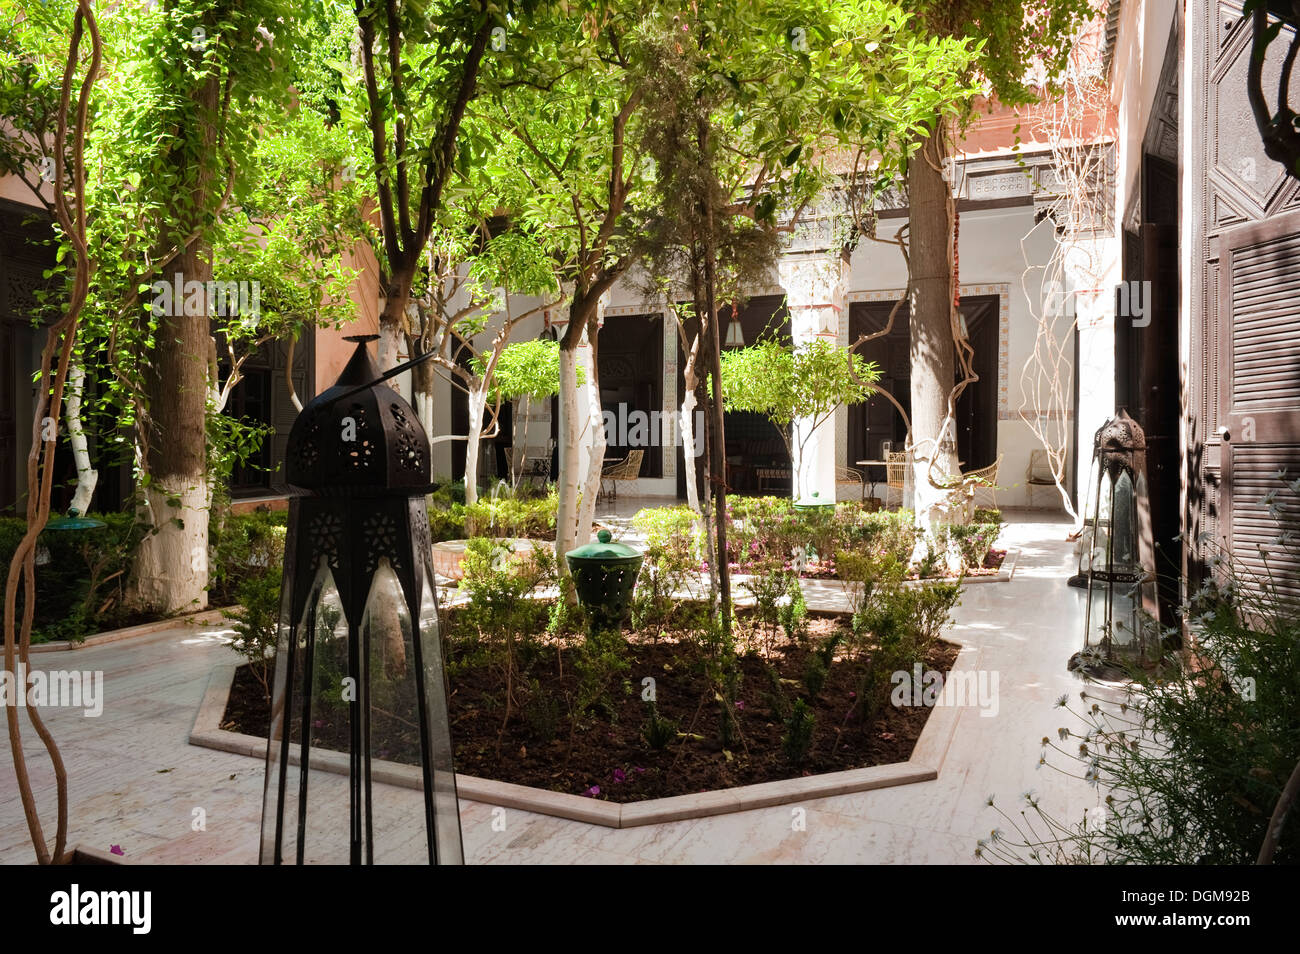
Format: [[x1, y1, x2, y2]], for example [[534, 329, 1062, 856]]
[[556, 337, 582, 587], [575, 325, 606, 545], [907, 118, 961, 532], [464, 380, 487, 507], [700, 122, 730, 628], [64, 361, 96, 515]]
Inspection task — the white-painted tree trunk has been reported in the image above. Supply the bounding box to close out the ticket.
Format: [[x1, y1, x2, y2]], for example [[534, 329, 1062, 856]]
[[463, 382, 488, 507], [574, 345, 605, 549], [133, 474, 210, 613], [680, 388, 700, 514], [555, 345, 582, 577], [64, 362, 96, 515]]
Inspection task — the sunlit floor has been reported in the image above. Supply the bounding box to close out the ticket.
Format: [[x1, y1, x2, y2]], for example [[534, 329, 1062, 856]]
[[0, 507, 1104, 864]]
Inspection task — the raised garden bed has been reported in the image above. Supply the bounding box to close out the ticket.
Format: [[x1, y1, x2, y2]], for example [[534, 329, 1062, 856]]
[[222, 604, 959, 804]]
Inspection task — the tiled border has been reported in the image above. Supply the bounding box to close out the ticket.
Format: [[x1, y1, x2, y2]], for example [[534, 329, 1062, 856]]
[[30, 606, 237, 654], [189, 640, 980, 830]]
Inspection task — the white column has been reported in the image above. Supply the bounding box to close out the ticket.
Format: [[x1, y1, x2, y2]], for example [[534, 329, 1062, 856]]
[[1067, 236, 1119, 509], [779, 252, 849, 502]]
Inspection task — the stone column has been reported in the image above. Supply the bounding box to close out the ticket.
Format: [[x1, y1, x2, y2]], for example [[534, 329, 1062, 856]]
[[778, 251, 850, 502]]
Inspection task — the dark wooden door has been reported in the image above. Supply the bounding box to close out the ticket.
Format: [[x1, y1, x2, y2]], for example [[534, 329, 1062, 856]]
[[848, 295, 999, 474], [1186, 8, 1300, 601], [1217, 213, 1300, 605]]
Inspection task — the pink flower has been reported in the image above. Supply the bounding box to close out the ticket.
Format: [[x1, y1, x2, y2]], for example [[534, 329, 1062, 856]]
[[735, 700, 745, 710], [633, 766, 645, 774], [584, 785, 600, 797], [612, 768, 627, 783], [110, 845, 124, 856]]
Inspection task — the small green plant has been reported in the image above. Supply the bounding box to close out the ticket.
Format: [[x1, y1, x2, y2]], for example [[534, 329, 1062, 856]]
[[802, 631, 841, 698], [522, 678, 563, 743], [641, 701, 679, 750], [782, 698, 816, 765], [575, 626, 631, 718], [777, 574, 809, 644], [226, 565, 283, 702]]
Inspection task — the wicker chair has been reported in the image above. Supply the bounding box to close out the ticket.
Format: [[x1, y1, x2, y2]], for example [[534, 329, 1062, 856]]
[[836, 466, 866, 501], [600, 449, 644, 501], [883, 451, 908, 509], [961, 454, 1002, 510]]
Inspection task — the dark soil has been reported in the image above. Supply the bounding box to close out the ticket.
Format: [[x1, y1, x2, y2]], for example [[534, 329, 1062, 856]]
[[225, 606, 959, 804]]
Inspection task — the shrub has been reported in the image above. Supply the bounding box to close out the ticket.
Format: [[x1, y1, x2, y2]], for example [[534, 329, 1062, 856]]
[[209, 510, 288, 606], [841, 508, 918, 567], [225, 565, 282, 702], [0, 512, 145, 642], [641, 702, 679, 750], [632, 505, 701, 626], [782, 698, 816, 764]]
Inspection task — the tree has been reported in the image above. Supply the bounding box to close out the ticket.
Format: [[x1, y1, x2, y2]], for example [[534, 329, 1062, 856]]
[[900, 0, 1092, 529], [478, 337, 578, 488], [478, 2, 659, 580], [720, 338, 878, 499], [422, 225, 561, 507], [50, 0, 362, 613], [346, 0, 507, 373]]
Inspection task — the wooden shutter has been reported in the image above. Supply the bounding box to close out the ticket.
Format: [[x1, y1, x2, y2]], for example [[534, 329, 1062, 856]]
[[1217, 213, 1300, 604]]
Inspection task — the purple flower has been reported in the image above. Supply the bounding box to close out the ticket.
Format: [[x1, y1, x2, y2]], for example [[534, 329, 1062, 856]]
[[633, 766, 646, 774], [109, 845, 124, 856], [584, 785, 601, 797], [849, 691, 856, 698], [735, 700, 745, 711], [612, 768, 627, 783]]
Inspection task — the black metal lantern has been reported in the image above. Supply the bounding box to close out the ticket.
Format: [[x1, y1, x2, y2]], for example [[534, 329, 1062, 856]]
[[1072, 409, 1160, 674], [260, 335, 462, 865]]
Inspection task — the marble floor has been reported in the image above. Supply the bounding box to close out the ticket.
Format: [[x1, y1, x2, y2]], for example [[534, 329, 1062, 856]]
[[0, 509, 1103, 864]]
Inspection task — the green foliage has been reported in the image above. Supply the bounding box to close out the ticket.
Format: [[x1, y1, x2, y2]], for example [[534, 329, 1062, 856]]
[[575, 626, 631, 719], [225, 565, 282, 701], [208, 510, 288, 607], [632, 505, 702, 627], [0, 513, 144, 642], [849, 577, 960, 720], [641, 701, 679, 751], [427, 487, 558, 543], [720, 338, 878, 426], [478, 338, 581, 403], [522, 677, 563, 744], [782, 697, 816, 765]]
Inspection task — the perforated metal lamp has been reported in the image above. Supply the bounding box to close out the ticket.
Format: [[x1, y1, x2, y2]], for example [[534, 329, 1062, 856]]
[[1071, 409, 1160, 676], [260, 335, 462, 865]]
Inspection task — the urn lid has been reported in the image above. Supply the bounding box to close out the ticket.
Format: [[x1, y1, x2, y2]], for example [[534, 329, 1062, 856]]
[[285, 336, 430, 494], [565, 529, 642, 564]]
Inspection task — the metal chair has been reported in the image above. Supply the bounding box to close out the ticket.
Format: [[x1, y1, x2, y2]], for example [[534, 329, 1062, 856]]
[[884, 451, 908, 509], [1026, 449, 1058, 508], [962, 454, 1002, 510], [600, 449, 644, 501]]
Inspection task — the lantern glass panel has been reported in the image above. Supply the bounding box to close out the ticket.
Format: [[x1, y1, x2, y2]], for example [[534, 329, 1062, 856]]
[[417, 575, 463, 864], [261, 565, 353, 864]]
